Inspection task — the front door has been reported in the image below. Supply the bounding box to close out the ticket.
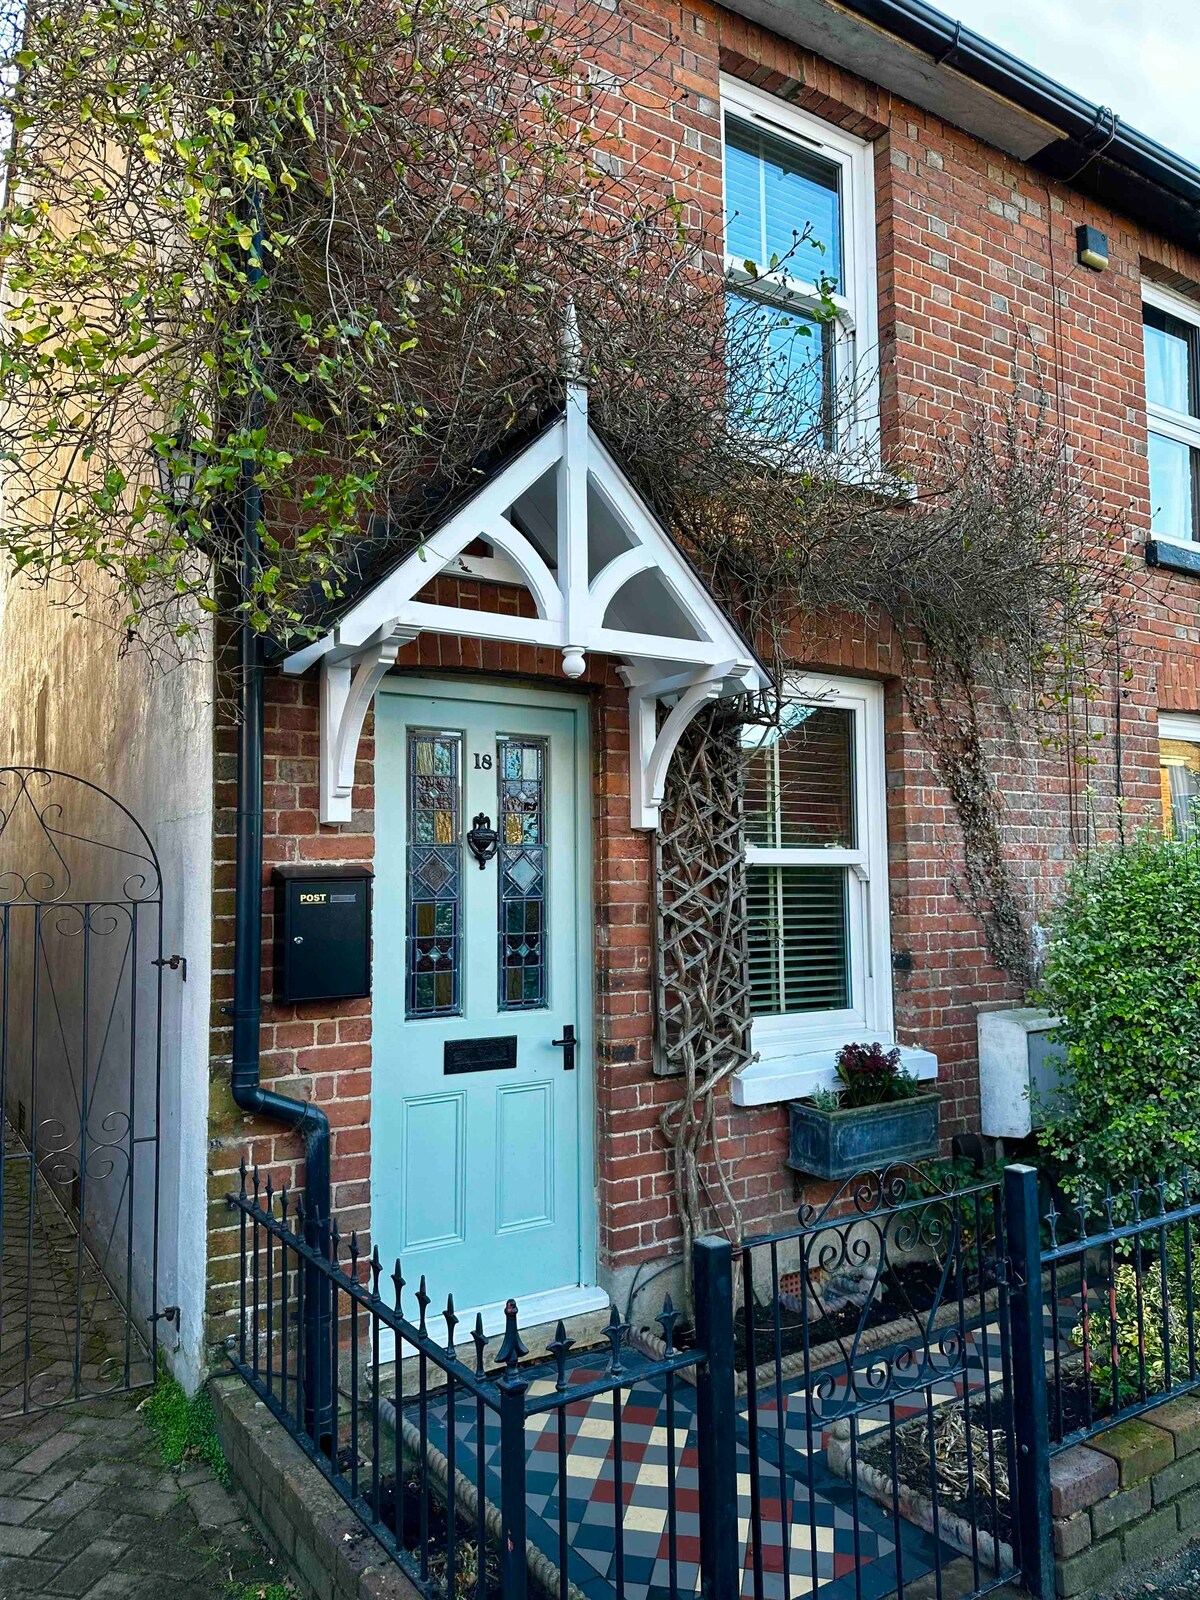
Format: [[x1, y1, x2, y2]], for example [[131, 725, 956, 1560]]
[[373, 680, 593, 1323]]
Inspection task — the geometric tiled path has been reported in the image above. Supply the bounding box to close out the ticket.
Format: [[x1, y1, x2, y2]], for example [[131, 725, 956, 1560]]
[[418, 1317, 1036, 1600], [421, 1345, 949, 1600], [0, 1393, 288, 1598]]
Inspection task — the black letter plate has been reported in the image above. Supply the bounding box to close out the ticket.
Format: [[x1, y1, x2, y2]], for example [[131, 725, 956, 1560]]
[[444, 1036, 518, 1075]]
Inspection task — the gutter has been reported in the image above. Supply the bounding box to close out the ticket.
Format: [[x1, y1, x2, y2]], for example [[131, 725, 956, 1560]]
[[762, 0, 1200, 248]]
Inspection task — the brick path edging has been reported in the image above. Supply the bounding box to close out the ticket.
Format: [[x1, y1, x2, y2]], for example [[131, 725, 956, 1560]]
[[211, 1376, 421, 1600], [1049, 1395, 1200, 1598]]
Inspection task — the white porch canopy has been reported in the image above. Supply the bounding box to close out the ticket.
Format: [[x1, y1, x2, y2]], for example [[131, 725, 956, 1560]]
[[283, 381, 767, 828]]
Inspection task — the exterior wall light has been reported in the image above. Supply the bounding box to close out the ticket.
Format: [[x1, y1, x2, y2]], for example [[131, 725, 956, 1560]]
[[1076, 225, 1109, 272]]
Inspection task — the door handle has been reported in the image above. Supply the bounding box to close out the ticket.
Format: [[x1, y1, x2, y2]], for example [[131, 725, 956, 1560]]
[[552, 1024, 576, 1071]]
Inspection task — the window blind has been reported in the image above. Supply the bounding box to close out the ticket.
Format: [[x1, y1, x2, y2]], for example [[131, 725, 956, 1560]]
[[744, 705, 855, 848], [724, 116, 842, 289], [747, 864, 849, 1015]]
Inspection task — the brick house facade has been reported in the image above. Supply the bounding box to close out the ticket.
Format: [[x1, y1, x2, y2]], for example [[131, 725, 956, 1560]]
[[202, 0, 1200, 1348]]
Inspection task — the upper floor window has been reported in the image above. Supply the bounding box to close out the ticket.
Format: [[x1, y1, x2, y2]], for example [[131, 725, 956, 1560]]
[[721, 78, 877, 453], [1144, 285, 1200, 545]]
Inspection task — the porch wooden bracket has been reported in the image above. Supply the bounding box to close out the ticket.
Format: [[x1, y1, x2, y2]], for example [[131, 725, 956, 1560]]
[[318, 628, 416, 823], [625, 663, 746, 831]]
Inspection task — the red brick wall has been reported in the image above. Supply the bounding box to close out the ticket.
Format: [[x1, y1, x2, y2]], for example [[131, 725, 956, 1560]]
[[206, 0, 1200, 1326]]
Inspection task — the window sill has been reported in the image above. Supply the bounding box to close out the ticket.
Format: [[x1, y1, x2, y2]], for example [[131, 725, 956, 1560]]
[[1147, 538, 1200, 578], [731, 1042, 938, 1108]]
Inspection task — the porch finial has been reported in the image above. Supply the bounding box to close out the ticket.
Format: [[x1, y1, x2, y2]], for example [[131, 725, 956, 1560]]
[[561, 298, 585, 384]]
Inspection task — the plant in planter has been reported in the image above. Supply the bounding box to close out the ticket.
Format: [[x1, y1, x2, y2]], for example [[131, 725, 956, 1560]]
[[787, 1043, 939, 1180]]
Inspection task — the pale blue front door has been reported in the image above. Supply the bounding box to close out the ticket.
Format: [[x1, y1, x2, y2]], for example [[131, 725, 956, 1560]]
[[373, 680, 592, 1319]]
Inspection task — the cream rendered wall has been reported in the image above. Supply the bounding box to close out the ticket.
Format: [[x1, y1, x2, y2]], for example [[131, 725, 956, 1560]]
[[0, 571, 214, 1392]]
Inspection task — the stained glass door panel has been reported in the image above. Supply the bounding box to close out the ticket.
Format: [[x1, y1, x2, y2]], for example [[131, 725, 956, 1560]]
[[373, 684, 588, 1317]]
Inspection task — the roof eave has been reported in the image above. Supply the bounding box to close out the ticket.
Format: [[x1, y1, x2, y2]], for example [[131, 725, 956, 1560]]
[[720, 0, 1200, 253]]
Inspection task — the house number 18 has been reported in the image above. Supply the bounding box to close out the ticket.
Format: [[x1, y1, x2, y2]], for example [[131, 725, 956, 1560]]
[[473, 753, 493, 770]]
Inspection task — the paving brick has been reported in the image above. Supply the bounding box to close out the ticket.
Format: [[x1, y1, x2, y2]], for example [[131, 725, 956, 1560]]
[[1049, 1445, 1119, 1517], [1090, 1479, 1151, 1538], [0, 1385, 295, 1600], [1122, 1501, 1185, 1567], [0, 1524, 52, 1556], [1148, 1394, 1200, 1458], [1055, 1533, 1127, 1598], [11, 1438, 82, 1480], [1089, 1419, 1175, 1487], [1154, 1447, 1200, 1505], [42, 1537, 127, 1597], [0, 1494, 43, 1525], [1052, 1511, 1091, 1559]]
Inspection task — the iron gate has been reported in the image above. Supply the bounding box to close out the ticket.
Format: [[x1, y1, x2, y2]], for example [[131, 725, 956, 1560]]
[[740, 1166, 1022, 1600], [0, 767, 163, 1414]]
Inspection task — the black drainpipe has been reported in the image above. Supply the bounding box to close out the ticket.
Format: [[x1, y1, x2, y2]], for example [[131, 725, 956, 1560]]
[[228, 194, 333, 1445]]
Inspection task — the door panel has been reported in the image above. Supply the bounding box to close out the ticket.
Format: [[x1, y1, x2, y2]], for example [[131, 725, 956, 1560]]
[[496, 1082, 554, 1233], [400, 1092, 466, 1251], [374, 682, 590, 1315]]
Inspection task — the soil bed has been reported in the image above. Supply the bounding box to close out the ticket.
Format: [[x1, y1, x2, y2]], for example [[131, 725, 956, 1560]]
[[855, 1395, 1014, 1550], [377, 1470, 503, 1599]]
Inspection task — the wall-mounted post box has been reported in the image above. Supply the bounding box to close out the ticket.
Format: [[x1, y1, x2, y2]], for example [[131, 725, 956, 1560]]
[[272, 864, 373, 1005]]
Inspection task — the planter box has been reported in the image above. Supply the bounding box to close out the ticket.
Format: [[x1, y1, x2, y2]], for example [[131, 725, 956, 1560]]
[[786, 1093, 939, 1180]]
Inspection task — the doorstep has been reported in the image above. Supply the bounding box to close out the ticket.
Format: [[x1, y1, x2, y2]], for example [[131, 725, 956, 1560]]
[[376, 1283, 613, 1384]]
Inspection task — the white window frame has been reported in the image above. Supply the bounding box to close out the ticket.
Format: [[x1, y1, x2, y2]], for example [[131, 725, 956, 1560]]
[[720, 76, 880, 457], [732, 673, 936, 1107], [1158, 711, 1200, 837], [1143, 282, 1200, 549]]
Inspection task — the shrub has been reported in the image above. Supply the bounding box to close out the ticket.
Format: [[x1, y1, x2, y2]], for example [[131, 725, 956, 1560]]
[[1039, 828, 1200, 1194], [1077, 1239, 1192, 1407]]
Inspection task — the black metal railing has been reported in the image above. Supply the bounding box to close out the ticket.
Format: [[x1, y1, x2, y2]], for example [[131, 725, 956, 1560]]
[[739, 1163, 1023, 1600], [1042, 1172, 1200, 1453], [227, 1167, 734, 1600], [227, 1156, 1200, 1600]]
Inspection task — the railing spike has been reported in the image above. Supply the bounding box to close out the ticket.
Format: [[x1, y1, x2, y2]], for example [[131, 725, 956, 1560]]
[[604, 1304, 631, 1379], [548, 1318, 574, 1390], [472, 1313, 487, 1376], [280, 1186, 289, 1225], [416, 1274, 430, 1337], [656, 1293, 680, 1356], [252, 1165, 260, 1201], [239, 1154, 247, 1195], [392, 1259, 405, 1311], [444, 1294, 458, 1358], [497, 1299, 528, 1375], [370, 1245, 381, 1297]]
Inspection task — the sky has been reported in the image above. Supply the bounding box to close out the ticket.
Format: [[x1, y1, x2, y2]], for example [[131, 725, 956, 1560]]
[[942, 0, 1200, 168]]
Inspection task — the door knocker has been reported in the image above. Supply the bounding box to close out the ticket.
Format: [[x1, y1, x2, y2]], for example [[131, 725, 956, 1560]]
[[467, 813, 499, 869]]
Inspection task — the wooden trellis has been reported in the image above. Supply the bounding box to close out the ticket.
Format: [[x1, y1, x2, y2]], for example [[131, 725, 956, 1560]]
[[654, 702, 753, 1263]]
